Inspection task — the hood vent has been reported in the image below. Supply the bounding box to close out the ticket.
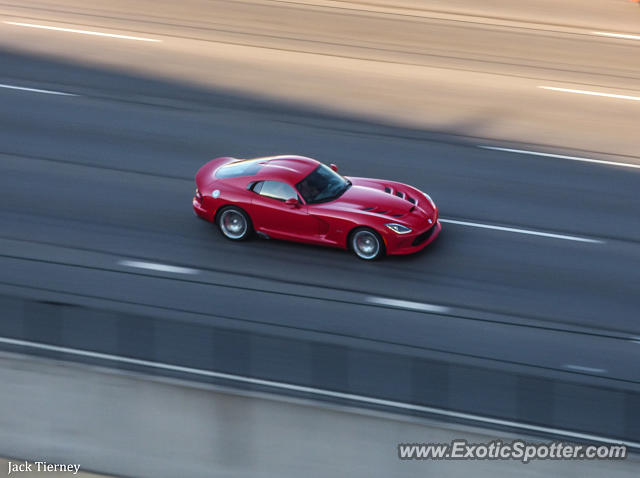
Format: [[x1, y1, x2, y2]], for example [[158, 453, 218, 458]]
[[360, 206, 403, 217], [384, 185, 416, 205]]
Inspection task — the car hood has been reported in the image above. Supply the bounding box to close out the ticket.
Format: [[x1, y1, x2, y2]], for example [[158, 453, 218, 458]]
[[333, 178, 436, 225], [338, 185, 411, 214]]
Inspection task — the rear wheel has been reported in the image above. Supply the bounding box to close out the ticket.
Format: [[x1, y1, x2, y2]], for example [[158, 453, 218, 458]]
[[350, 227, 384, 260], [216, 206, 252, 241]]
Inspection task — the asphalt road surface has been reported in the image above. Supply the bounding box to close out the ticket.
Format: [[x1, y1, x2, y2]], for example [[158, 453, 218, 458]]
[[0, 0, 639, 443]]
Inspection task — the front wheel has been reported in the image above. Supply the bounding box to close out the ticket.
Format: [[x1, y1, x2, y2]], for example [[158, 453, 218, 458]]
[[350, 227, 384, 260], [216, 206, 253, 241]]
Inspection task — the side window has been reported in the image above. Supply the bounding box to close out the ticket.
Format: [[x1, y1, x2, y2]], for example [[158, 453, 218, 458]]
[[257, 181, 298, 202], [250, 181, 263, 194]]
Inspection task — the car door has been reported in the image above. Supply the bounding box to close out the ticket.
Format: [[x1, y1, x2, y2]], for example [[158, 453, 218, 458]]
[[249, 180, 321, 240]]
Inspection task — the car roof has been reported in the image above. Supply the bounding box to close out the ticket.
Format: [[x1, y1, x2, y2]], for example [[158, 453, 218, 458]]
[[250, 155, 320, 183]]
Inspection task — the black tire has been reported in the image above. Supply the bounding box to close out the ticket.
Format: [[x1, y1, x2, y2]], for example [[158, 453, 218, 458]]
[[349, 227, 385, 260], [216, 206, 253, 241]]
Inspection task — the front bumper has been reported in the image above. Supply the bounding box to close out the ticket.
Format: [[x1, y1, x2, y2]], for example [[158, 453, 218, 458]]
[[385, 220, 442, 255]]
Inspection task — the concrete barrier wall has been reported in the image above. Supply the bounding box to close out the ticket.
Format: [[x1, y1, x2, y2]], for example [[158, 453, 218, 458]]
[[0, 351, 637, 478], [0, 294, 638, 444]]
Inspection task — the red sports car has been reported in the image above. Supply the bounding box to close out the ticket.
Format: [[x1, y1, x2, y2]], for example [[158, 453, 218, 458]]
[[193, 155, 441, 260]]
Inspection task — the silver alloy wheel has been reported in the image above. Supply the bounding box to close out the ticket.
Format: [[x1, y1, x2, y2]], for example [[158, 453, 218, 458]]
[[219, 209, 247, 240], [352, 229, 380, 260]]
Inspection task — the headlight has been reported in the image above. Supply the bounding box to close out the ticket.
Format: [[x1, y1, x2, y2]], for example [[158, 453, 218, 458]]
[[385, 223, 412, 234]]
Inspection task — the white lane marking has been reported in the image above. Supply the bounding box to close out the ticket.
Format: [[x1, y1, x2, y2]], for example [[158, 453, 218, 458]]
[[592, 31, 640, 41], [0, 83, 78, 96], [4, 21, 161, 42], [439, 219, 603, 244], [479, 145, 640, 170], [366, 297, 449, 314], [565, 364, 607, 374], [118, 260, 198, 275], [539, 86, 640, 102], [0, 336, 636, 448]]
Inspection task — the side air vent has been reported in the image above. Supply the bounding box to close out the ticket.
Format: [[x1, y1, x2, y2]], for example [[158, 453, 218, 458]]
[[361, 207, 375, 211], [384, 187, 392, 193], [377, 210, 389, 215], [391, 213, 404, 218], [395, 191, 404, 198], [408, 196, 416, 204]]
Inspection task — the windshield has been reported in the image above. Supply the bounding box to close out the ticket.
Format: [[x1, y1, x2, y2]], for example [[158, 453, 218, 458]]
[[296, 164, 351, 204]]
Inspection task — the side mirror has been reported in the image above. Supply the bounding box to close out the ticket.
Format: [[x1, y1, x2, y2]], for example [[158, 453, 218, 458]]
[[285, 197, 299, 208], [329, 163, 338, 172]]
